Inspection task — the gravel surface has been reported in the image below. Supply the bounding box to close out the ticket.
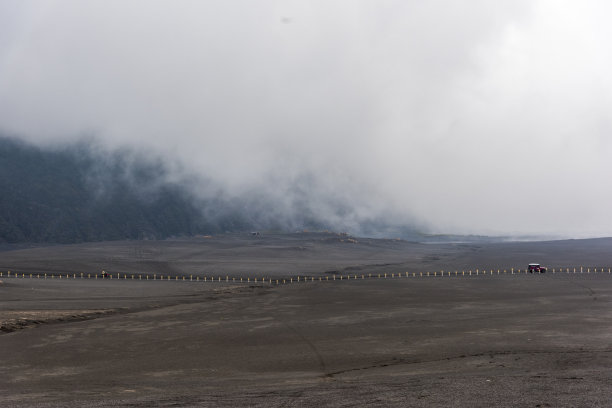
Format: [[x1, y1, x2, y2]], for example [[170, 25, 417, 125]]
[[2, 234, 612, 407]]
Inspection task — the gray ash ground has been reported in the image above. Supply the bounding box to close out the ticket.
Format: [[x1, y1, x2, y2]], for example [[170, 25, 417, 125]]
[[2, 232, 612, 407]]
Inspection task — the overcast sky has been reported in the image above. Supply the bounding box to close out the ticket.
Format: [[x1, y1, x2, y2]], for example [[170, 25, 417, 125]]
[[1, 1, 611, 238]]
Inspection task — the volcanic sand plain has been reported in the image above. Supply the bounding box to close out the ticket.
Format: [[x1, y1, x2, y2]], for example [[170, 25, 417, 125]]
[[2, 232, 612, 407]]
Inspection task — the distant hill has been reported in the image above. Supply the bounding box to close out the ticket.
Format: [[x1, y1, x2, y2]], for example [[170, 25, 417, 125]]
[[0, 137, 438, 244], [0, 137, 254, 243]]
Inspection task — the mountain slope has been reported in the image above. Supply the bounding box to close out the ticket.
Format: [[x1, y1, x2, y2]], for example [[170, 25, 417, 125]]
[[0, 137, 222, 243]]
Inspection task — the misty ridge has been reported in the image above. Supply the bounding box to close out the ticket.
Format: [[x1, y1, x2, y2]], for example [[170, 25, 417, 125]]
[[0, 136, 203, 243], [0, 136, 430, 244], [2, 2, 612, 239]]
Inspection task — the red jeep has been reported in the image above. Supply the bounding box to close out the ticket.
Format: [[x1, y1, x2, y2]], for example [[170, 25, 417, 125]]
[[528, 263, 547, 273]]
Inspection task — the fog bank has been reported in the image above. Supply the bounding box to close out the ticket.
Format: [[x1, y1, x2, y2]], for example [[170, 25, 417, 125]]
[[1, 1, 611, 237]]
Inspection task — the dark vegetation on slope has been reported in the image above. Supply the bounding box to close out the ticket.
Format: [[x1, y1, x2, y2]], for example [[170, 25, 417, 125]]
[[0, 137, 255, 243], [0, 137, 444, 245]]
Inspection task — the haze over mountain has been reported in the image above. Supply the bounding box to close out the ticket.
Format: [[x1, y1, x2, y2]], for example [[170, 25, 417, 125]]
[[1, 2, 612, 239], [0, 137, 255, 243], [1, 136, 412, 244]]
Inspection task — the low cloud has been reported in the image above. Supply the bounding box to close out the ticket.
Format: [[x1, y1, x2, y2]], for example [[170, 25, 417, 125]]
[[1, 1, 611, 237]]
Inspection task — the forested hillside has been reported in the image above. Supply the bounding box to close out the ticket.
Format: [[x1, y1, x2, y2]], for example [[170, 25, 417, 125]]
[[0, 137, 249, 243]]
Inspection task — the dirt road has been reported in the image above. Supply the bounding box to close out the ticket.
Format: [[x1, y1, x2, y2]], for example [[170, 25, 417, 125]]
[[2, 235, 612, 407]]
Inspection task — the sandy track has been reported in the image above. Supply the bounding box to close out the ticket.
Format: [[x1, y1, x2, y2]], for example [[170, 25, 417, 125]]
[[2, 235, 612, 407]]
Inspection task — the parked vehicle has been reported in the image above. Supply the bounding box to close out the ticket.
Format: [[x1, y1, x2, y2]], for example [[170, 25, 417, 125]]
[[528, 263, 547, 273]]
